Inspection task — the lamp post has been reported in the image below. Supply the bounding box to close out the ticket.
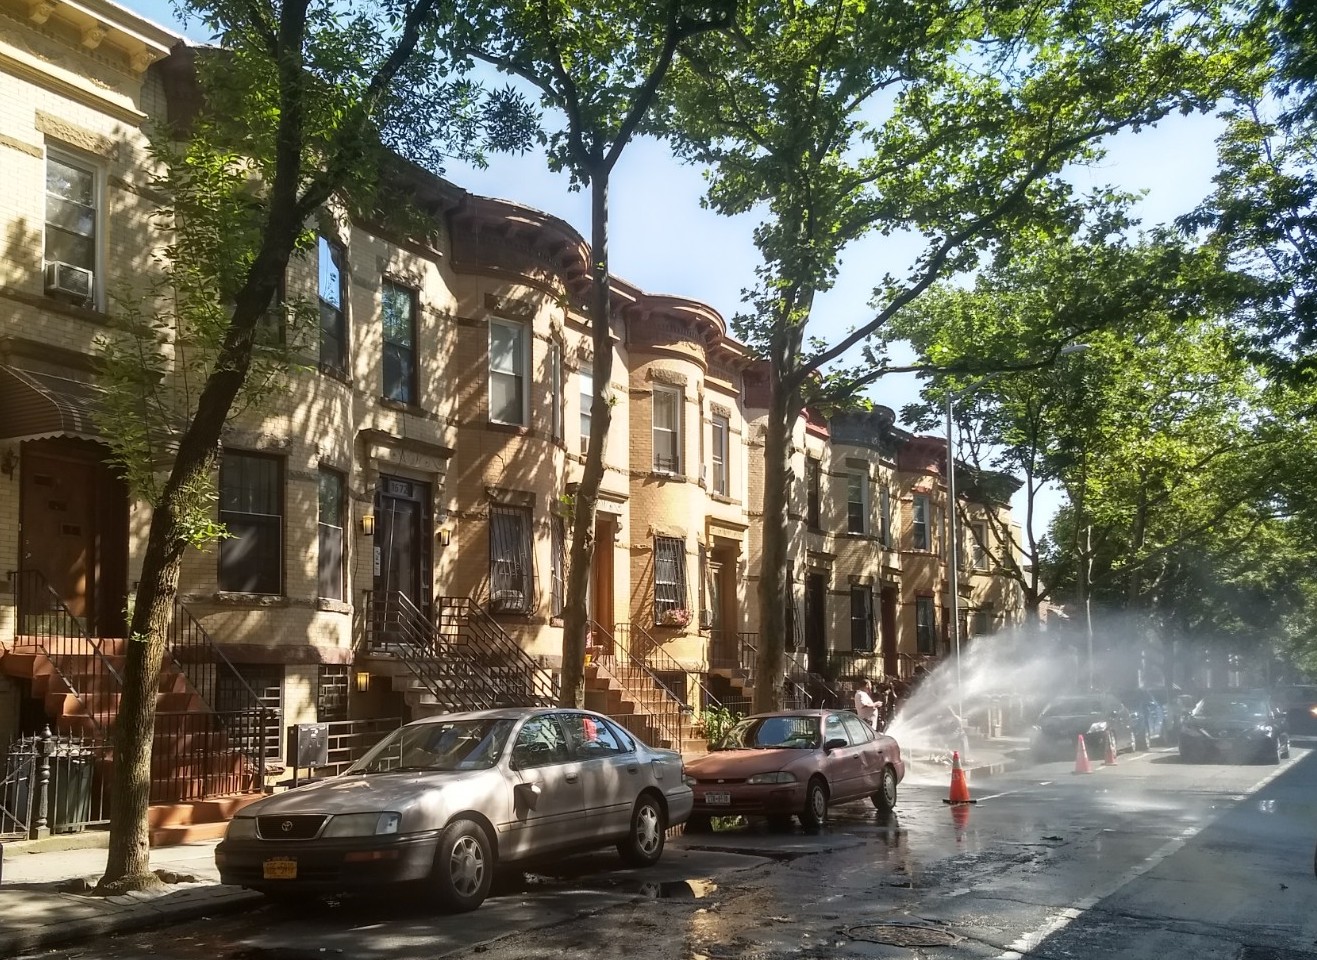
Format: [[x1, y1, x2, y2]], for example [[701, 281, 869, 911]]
[[944, 343, 1089, 724]]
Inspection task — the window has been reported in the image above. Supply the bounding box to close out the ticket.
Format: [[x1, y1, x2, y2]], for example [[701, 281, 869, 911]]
[[489, 319, 527, 425], [711, 414, 729, 495], [219, 453, 283, 594], [915, 597, 937, 654], [879, 486, 892, 547], [654, 536, 688, 623], [317, 665, 349, 723], [551, 515, 566, 618], [912, 494, 931, 550], [550, 342, 563, 441], [842, 713, 874, 744], [563, 713, 628, 756], [44, 151, 97, 305], [971, 521, 989, 570], [317, 468, 344, 601], [579, 368, 594, 455], [510, 715, 570, 768], [381, 281, 416, 404], [652, 386, 682, 472], [318, 235, 347, 375], [806, 459, 821, 529], [972, 604, 994, 636], [489, 504, 532, 612], [847, 471, 869, 534], [850, 587, 874, 652]]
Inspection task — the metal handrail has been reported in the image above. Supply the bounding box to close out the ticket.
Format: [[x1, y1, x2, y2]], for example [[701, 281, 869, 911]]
[[589, 621, 687, 750], [8, 570, 122, 735], [436, 597, 557, 706], [624, 621, 724, 711]]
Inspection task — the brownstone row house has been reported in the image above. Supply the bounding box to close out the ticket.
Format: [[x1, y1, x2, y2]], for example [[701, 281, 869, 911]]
[[0, 5, 1023, 837]]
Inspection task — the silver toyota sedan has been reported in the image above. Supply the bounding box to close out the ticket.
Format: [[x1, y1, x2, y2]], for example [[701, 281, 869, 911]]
[[215, 707, 693, 911]]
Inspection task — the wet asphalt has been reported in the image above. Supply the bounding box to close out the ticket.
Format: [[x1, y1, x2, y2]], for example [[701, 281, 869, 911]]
[[24, 741, 1317, 960]]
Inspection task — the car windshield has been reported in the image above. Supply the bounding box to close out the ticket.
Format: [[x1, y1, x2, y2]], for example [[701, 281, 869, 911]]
[[1042, 697, 1105, 716], [722, 715, 821, 750], [1192, 698, 1269, 720], [347, 718, 517, 774]]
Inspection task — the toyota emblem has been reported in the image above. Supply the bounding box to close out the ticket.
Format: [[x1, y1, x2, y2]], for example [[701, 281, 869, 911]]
[[281, 820, 294, 832]]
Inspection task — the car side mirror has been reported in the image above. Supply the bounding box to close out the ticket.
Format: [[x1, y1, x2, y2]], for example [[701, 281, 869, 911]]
[[824, 738, 847, 752], [514, 781, 541, 810]]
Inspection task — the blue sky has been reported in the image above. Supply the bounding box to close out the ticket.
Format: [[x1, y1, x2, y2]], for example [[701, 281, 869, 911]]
[[131, 0, 1224, 536]]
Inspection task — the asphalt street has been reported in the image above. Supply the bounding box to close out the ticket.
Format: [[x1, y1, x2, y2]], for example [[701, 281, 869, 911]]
[[24, 741, 1317, 960]]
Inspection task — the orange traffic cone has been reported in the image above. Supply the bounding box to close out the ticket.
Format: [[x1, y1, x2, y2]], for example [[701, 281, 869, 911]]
[[1103, 731, 1119, 767], [1073, 734, 1094, 774], [941, 750, 978, 805]]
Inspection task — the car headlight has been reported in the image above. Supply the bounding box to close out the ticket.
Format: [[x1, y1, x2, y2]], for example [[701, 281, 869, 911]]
[[1254, 725, 1274, 734], [683, 775, 697, 786], [746, 771, 797, 785], [1087, 721, 1109, 734], [226, 816, 256, 840], [322, 812, 402, 838]]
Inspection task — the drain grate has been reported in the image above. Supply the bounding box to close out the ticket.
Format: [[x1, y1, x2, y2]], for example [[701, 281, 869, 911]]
[[845, 922, 961, 947]]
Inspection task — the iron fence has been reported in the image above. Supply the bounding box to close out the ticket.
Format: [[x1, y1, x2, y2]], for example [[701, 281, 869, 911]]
[[1, 727, 111, 840], [320, 717, 404, 776], [150, 708, 270, 804]]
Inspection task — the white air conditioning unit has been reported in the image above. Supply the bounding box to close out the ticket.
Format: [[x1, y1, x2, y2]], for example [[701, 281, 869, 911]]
[[489, 590, 525, 612], [44, 261, 94, 302]]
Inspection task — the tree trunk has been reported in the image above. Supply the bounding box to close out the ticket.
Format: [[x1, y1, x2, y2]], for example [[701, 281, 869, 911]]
[[753, 363, 797, 713], [98, 237, 295, 891], [559, 169, 613, 708]]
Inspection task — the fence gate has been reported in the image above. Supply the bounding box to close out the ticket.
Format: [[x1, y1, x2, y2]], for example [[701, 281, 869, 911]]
[[1, 727, 110, 840]]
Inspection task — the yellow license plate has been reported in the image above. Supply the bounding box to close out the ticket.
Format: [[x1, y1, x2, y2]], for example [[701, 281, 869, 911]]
[[263, 857, 297, 880]]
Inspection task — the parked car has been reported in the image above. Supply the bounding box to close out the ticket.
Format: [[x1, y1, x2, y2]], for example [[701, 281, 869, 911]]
[[1030, 693, 1137, 761], [1118, 689, 1168, 750], [215, 707, 692, 911], [1179, 691, 1291, 764], [1272, 684, 1317, 738], [683, 710, 904, 829]]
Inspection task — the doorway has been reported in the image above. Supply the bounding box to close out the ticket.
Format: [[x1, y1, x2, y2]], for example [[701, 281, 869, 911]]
[[373, 475, 431, 612], [880, 584, 899, 678], [19, 438, 128, 637], [590, 514, 615, 652], [805, 572, 828, 677]]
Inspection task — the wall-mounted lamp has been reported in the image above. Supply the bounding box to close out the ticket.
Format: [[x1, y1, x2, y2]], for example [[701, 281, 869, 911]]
[[438, 526, 452, 547], [355, 671, 370, 693], [360, 514, 375, 537], [0, 447, 16, 478]]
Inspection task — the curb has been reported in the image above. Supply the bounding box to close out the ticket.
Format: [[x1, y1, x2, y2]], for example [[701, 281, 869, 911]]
[[0, 884, 263, 956]]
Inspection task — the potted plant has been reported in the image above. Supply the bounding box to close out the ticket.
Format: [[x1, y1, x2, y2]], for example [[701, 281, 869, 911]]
[[659, 607, 692, 628]]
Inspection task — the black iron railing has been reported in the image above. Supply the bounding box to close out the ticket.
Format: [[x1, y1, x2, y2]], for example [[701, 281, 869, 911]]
[[8, 570, 123, 736], [437, 597, 557, 706], [625, 621, 724, 712], [363, 591, 504, 711], [589, 622, 688, 750], [321, 717, 403, 776], [1, 727, 111, 840], [151, 708, 267, 803], [831, 651, 883, 682]]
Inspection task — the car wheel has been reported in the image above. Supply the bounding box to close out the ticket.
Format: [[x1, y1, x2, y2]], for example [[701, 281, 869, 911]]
[[1135, 728, 1149, 752], [799, 777, 829, 829], [871, 766, 898, 813], [1269, 736, 1283, 765], [684, 813, 712, 834], [1282, 737, 1291, 760], [432, 818, 493, 913], [617, 793, 666, 867]]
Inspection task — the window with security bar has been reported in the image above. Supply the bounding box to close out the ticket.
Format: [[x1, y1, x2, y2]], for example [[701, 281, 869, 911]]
[[489, 504, 532, 613], [653, 536, 688, 623], [217, 665, 283, 762], [652, 386, 682, 473], [317, 665, 349, 722]]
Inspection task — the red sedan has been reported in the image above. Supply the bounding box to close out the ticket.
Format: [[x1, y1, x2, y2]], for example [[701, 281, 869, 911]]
[[683, 710, 904, 830]]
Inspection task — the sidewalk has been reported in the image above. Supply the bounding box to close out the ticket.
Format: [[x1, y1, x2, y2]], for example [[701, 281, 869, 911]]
[[0, 834, 260, 956]]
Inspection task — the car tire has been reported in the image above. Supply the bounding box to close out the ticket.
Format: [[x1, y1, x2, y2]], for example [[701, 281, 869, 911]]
[[1135, 728, 1149, 752], [432, 818, 494, 913], [617, 793, 666, 867], [799, 777, 829, 829], [872, 766, 898, 813], [1282, 738, 1291, 760]]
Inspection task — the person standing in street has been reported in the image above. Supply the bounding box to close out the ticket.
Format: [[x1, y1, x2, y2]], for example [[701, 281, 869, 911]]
[[854, 678, 880, 730]]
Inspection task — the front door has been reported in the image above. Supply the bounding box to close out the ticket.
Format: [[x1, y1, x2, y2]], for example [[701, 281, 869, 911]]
[[590, 515, 615, 652], [19, 439, 128, 637], [880, 585, 899, 678], [373, 475, 430, 610], [805, 572, 828, 678]]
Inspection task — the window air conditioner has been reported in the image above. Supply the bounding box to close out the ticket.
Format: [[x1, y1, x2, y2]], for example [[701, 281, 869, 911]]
[[44, 261, 94, 302], [489, 590, 525, 612]]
